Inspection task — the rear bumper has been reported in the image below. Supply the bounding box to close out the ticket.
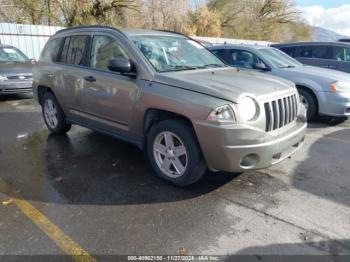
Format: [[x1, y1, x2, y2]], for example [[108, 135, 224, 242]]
[[193, 118, 307, 172], [0, 80, 33, 94]]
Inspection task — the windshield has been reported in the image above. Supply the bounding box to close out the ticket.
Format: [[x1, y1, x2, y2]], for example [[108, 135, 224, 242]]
[[0, 47, 29, 63], [260, 48, 302, 68], [130, 35, 225, 72]]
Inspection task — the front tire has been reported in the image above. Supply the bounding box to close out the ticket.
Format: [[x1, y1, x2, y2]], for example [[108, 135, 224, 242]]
[[147, 119, 207, 187], [298, 88, 317, 121], [42, 92, 71, 134]]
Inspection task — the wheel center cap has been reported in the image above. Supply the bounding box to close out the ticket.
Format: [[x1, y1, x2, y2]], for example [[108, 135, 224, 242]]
[[166, 149, 175, 157]]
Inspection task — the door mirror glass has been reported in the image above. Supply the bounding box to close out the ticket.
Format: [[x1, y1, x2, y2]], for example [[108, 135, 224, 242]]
[[254, 62, 269, 71], [107, 58, 132, 73]]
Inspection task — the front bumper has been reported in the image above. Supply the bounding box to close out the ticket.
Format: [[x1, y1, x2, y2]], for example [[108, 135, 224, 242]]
[[193, 119, 307, 172], [0, 80, 33, 94], [319, 91, 350, 116]]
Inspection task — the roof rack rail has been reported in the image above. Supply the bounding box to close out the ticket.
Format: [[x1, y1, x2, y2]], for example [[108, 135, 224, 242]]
[[55, 25, 126, 36]]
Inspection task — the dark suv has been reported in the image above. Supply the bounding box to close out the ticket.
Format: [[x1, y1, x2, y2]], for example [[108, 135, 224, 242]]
[[272, 42, 350, 73]]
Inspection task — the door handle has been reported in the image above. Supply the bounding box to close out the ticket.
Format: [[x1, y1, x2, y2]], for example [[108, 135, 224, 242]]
[[83, 75, 96, 82]]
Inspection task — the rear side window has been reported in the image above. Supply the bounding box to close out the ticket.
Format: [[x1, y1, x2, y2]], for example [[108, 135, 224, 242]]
[[296, 45, 330, 59], [40, 38, 63, 63], [211, 49, 228, 63], [332, 46, 350, 62], [59, 35, 89, 66], [57, 37, 70, 63], [279, 47, 295, 57]]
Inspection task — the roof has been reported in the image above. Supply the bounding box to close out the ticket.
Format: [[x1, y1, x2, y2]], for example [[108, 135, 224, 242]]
[[209, 44, 270, 51], [272, 41, 350, 47], [55, 25, 185, 38], [0, 44, 15, 48]]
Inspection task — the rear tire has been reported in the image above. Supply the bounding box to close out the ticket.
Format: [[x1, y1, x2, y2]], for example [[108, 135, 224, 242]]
[[298, 88, 317, 121], [147, 119, 207, 187], [42, 92, 71, 134]]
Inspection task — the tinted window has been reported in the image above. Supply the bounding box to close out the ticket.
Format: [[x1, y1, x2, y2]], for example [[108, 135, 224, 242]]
[[90, 35, 129, 71], [332, 46, 350, 62], [227, 50, 264, 69], [296, 45, 330, 59], [211, 49, 228, 63], [64, 35, 89, 66], [40, 38, 63, 63], [280, 47, 295, 57], [58, 37, 70, 63]]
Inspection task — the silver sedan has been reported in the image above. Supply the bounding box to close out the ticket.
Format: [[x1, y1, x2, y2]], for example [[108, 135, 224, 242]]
[[209, 44, 350, 120]]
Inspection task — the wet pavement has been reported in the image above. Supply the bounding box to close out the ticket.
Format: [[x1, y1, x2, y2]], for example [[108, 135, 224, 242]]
[[1, 94, 350, 258]]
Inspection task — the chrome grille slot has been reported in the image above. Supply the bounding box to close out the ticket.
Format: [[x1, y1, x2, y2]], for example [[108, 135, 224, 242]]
[[7, 75, 32, 80], [264, 94, 298, 132]]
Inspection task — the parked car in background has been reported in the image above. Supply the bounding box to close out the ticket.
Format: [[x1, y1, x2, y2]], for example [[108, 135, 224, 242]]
[[209, 44, 350, 120], [33, 26, 306, 186], [0, 44, 34, 95], [272, 42, 350, 74]]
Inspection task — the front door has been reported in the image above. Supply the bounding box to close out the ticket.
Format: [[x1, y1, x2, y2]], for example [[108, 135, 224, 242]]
[[82, 34, 138, 134]]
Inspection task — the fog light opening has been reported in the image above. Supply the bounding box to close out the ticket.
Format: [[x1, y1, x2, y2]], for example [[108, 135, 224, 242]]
[[240, 154, 259, 169]]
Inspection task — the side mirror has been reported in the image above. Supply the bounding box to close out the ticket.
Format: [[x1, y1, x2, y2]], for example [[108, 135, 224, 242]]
[[107, 58, 134, 74], [254, 62, 269, 71], [30, 58, 37, 64]]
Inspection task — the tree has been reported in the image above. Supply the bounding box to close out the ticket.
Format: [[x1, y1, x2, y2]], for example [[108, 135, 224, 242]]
[[187, 6, 221, 37], [208, 0, 311, 42]]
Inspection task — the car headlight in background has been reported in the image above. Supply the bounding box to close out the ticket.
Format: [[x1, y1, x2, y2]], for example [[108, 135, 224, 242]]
[[330, 81, 350, 93], [207, 105, 236, 123], [237, 96, 259, 121], [0, 75, 8, 82]]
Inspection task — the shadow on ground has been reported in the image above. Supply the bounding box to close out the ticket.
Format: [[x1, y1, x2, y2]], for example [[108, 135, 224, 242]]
[[218, 239, 350, 261], [0, 93, 33, 102], [0, 128, 238, 205]]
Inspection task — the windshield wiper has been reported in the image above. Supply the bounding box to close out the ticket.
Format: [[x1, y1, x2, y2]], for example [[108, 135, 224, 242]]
[[202, 63, 225, 68], [280, 65, 295, 68]]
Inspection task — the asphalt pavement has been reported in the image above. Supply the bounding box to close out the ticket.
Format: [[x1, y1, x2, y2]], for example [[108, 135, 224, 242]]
[[0, 94, 350, 260]]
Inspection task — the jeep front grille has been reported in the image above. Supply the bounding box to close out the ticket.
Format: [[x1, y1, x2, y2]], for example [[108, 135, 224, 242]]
[[264, 94, 298, 132]]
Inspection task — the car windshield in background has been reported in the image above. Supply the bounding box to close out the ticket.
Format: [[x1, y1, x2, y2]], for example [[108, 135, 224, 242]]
[[0, 47, 29, 63], [130, 35, 225, 72], [260, 48, 302, 69]]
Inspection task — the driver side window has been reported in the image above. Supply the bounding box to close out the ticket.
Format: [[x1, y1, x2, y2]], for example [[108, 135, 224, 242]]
[[90, 35, 129, 71], [229, 50, 264, 69]]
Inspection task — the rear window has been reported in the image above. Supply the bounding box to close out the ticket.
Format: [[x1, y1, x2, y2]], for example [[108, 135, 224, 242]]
[[296, 45, 330, 59], [40, 37, 63, 63]]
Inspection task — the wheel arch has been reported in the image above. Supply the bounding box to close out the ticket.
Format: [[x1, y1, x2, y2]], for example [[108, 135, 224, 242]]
[[142, 108, 198, 149], [37, 85, 55, 105], [296, 84, 319, 113]]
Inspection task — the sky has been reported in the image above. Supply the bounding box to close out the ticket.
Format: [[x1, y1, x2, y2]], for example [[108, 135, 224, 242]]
[[296, 0, 350, 36]]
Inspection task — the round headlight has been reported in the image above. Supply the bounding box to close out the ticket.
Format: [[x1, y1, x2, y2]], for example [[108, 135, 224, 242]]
[[237, 96, 258, 121]]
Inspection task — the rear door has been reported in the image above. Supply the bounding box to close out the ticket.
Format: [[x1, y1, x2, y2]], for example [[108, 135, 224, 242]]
[[294, 44, 331, 68], [329, 45, 350, 73], [81, 34, 138, 135], [56, 35, 92, 120]]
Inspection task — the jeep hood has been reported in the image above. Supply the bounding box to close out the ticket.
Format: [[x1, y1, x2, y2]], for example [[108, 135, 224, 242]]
[[154, 67, 294, 103]]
